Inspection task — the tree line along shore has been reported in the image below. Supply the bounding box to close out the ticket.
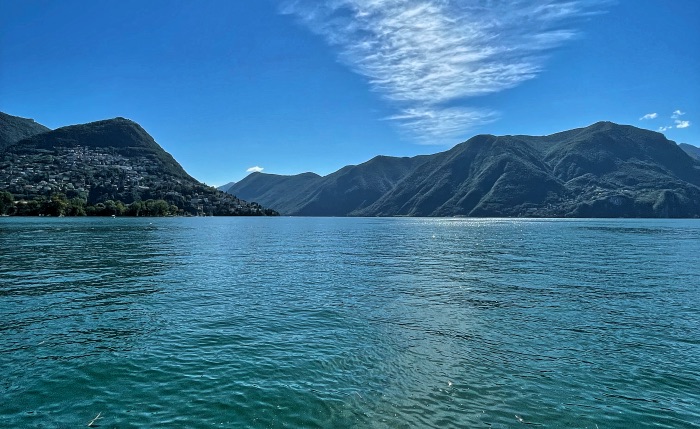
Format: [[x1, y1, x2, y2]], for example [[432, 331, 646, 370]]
[[0, 191, 275, 217]]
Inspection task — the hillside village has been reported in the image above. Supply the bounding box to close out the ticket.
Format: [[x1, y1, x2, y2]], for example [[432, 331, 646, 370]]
[[0, 143, 275, 216], [0, 113, 280, 216], [2, 146, 141, 197]]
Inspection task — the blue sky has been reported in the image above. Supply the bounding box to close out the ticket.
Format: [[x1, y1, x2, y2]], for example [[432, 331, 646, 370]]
[[1, 0, 698, 186]]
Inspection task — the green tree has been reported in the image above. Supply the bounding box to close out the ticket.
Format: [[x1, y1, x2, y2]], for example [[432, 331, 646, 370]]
[[92, 202, 107, 216], [115, 200, 127, 216], [104, 200, 126, 216], [145, 199, 170, 216], [43, 194, 68, 217], [16, 200, 40, 216], [0, 191, 14, 215], [127, 201, 144, 216], [67, 198, 87, 216]]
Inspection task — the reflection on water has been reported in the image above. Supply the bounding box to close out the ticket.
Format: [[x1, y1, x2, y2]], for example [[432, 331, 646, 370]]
[[1, 217, 699, 428]]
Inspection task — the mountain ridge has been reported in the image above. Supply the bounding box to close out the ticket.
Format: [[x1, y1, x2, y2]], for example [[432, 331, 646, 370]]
[[228, 121, 700, 218], [0, 112, 51, 151], [680, 143, 700, 161]]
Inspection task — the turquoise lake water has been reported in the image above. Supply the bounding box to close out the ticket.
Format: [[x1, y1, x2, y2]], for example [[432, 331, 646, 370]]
[[1, 217, 699, 428]]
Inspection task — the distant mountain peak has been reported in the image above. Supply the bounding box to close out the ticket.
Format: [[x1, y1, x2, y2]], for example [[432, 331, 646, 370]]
[[216, 181, 237, 193], [576, 121, 667, 138], [589, 120, 616, 127], [96, 117, 141, 127], [679, 143, 700, 161]]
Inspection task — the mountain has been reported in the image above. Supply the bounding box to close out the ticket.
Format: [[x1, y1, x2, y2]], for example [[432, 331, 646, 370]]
[[0, 112, 51, 151], [230, 155, 429, 216], [13, 117, 192, 178], [679, 143, 700, 161], [217, 181, 237, 192], [0, 115, 277, 216], [228, 122, 700, 218]]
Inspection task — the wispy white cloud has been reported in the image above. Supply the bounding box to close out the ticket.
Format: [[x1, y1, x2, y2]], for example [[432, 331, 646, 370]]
[[658, 125, 672, 132], [282, 0, 607, 143], [246, 166, 264, 173], [640, 113, 657, 120], [384, 107, 499, 142], [672, 110, 685, 119], [675, 120, 691, 129]]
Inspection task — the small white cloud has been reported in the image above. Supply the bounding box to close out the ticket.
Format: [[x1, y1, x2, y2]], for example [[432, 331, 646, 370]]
[[640, 113, 657, 120], [658, 125, 672, 132], [675, 120, 691, 129], [672, 110, 685, 118], [246, 166, 264, 173]]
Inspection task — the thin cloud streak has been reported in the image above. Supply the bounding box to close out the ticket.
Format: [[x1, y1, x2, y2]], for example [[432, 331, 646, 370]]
[[384, 107, 499, 143], [283, 0, 607, 143]]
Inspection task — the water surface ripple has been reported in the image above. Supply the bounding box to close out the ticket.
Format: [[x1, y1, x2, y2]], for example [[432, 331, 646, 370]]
[[1, 217, 698, 428]]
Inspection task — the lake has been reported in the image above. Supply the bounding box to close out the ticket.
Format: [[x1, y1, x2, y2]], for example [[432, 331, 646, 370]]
[[1, 217, 699, 428]]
